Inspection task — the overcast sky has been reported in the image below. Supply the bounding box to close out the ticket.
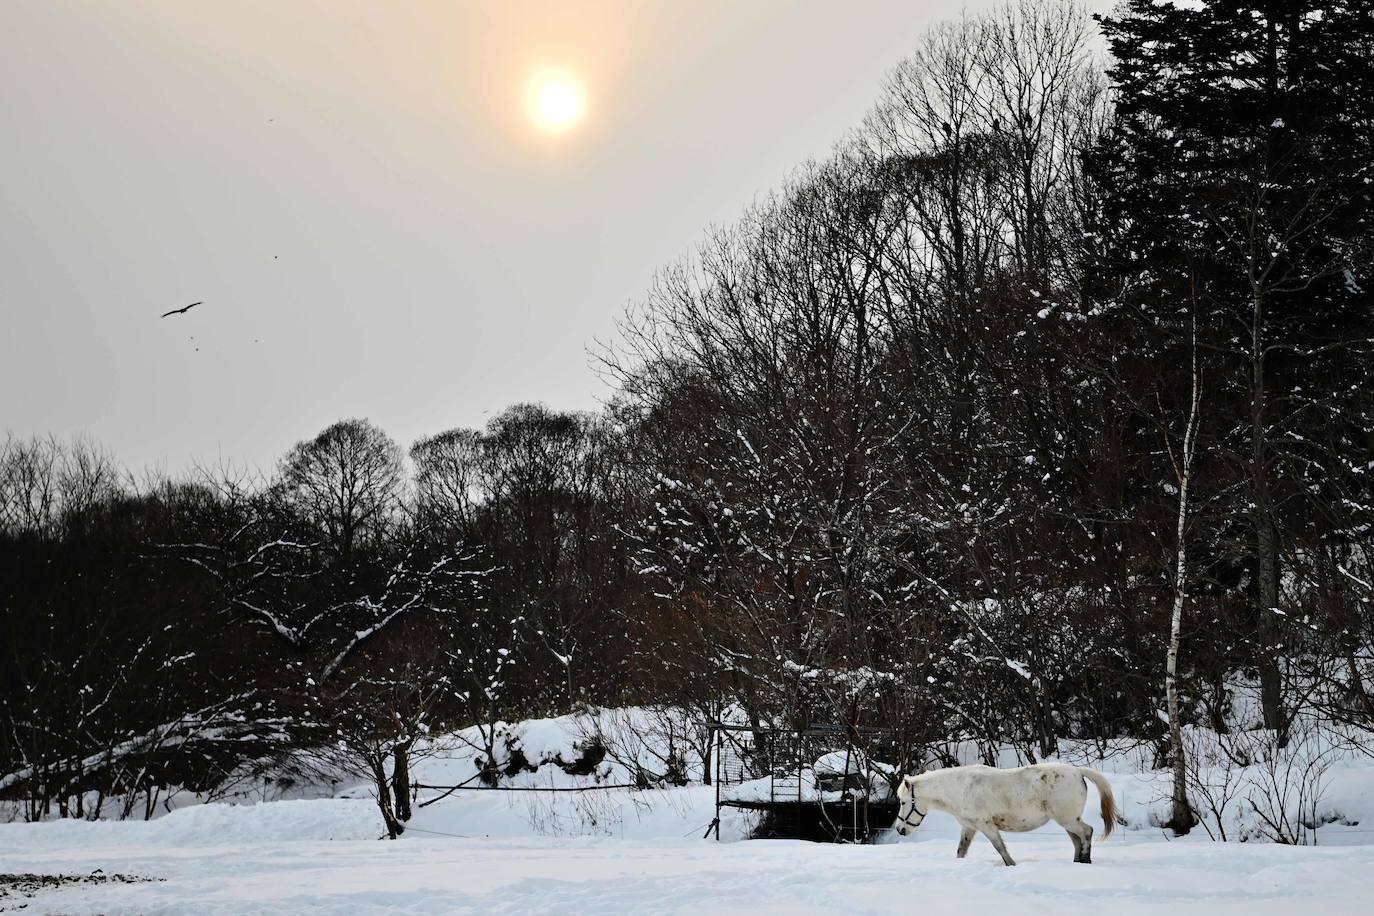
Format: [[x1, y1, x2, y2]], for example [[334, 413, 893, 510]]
[[1, 0, 1108, 475]]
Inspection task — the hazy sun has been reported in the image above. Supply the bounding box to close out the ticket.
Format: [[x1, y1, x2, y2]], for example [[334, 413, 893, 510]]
[[527, 69, 585, 133]]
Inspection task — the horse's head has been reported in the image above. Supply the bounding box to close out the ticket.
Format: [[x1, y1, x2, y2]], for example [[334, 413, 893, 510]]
[[893, 774, 928, 836]]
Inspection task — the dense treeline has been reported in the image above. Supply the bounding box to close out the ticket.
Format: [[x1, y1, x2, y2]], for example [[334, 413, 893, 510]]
[[4, 1, 1373, 836]]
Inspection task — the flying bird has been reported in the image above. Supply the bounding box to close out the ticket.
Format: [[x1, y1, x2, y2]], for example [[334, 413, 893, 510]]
[[160, 301, 203, 318]]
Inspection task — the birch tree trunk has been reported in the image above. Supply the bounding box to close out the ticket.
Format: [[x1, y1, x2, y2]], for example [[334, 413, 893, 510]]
[[1166, 311, 1202, 835]]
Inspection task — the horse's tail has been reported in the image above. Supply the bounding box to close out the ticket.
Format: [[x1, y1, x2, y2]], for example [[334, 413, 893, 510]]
[[1078, 767, 1117, 839]]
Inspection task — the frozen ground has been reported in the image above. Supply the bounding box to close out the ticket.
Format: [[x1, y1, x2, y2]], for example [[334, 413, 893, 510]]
[[4, 789, 1374, 915]]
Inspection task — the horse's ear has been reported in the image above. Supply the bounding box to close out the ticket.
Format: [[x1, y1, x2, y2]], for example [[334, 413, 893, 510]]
[[903, 774, 919, 787]]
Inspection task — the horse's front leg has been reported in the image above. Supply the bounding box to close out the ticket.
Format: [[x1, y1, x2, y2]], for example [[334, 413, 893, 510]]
[[956, 824, 976, 859], [979, 825, 1017, 866]]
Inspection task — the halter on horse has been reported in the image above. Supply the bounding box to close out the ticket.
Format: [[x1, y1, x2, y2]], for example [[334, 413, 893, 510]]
[[893, 778, 927, 835]]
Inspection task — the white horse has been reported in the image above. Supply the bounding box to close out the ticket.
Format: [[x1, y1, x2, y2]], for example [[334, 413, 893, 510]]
[[893, 763, 1117, 866]]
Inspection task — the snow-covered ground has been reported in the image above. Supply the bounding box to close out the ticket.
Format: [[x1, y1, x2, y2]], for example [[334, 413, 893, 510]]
[[4, 794, 1373, 915], [6, 708, 1374, 914]]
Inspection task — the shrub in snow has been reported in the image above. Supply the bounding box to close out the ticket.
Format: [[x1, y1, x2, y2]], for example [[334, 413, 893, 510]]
[[1181, 722, 1341, 844]]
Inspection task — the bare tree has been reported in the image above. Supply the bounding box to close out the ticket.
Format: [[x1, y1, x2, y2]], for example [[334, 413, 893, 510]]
[[279, 418, 403, 565], [411, 428, 482, 543], [1164, 308, 1204, 834]]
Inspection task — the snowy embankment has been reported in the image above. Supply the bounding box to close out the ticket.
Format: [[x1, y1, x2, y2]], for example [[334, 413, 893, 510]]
[[4, 709, 1374, 914]]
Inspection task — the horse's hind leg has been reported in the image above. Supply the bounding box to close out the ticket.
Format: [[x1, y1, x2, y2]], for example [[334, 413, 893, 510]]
[[1066, 827, 1084, 863], [956, 824, 976, 858], [1057, 816, 1094, 863], [979, 825, 1017, 866]]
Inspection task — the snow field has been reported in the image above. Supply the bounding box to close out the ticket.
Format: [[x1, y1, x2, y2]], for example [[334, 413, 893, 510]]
[[7, 709, 1374, 913], [4, 810, 1373, 915]]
